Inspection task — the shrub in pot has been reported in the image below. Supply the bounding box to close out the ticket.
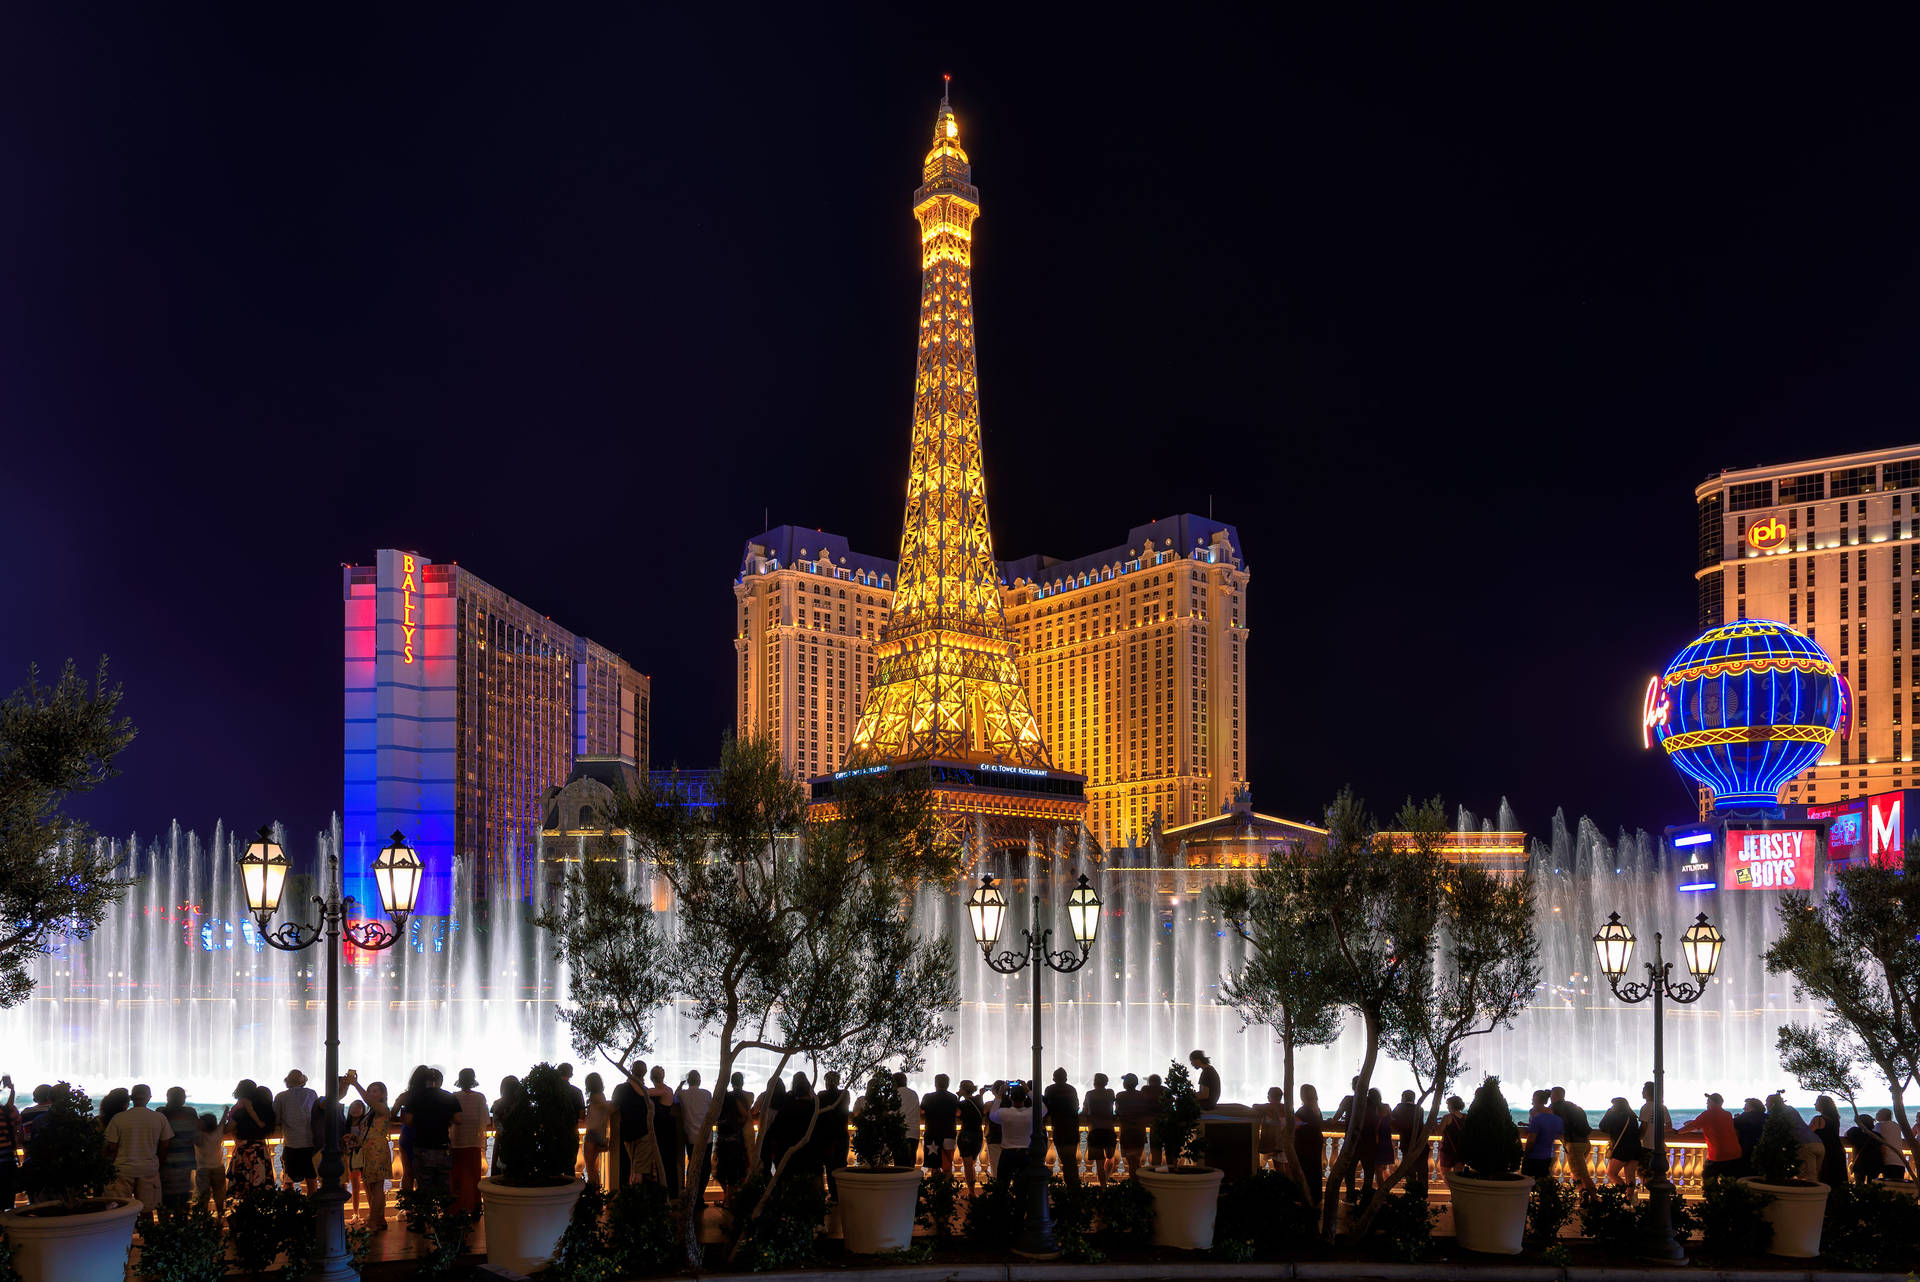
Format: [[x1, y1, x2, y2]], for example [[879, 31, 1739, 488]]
[[1445, 1075, 1533, 1255], [835, 1071, 923, 1253], [0, 1083, 141, 1282], [479, 1061, 587, 1274], [1135, 1061, 1223, 1249], [1739, 1098, 1827, 1258]]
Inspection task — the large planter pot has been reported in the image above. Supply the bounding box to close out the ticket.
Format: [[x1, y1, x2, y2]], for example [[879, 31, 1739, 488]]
[[1740, 1177, 1829, 1258], [478, 1176, 586, 1274], [1446, 1171, 1534, 1255], [0, 1198, 142, 1282], [1135, 1165, 1225, 1250], [833, 1166, 923, 1254]]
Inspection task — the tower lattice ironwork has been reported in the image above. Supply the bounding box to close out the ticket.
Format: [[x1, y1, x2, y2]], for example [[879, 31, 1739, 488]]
[[852, 81, 1051, 769]]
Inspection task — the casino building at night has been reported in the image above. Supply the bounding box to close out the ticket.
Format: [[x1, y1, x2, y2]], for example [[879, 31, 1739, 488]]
[[1696, 443, 1920, 807], [343, 549, 648, 909]]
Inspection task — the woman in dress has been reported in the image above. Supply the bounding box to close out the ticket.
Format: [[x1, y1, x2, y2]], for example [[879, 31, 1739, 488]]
[[344, 1073, 394, 1232], [224, 1079, 273, 1191], [712, 1071, 753, 1198], [1083, 1073, 1117, 1187], [343, 1098, 369, 1216], [582, 1072, 612, 1190], [955, 1081, 985, 1194], [1598, 1096, 1643, 1191], [489, 1076, 524, 1179], [1294, 1084, 1325, 1204], [1812, 1095, 1850, 1189]]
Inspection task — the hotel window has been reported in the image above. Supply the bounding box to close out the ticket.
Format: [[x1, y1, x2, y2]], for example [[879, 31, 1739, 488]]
[[1899, 729, 1906, 760], [1789, 594, 1798, 625], [1898, 583, 1905, 616], [1842, 556, 1851, 584], [1789, 558, 1799, 589], [1737, 566, 1746, 594], [1808, 558, 1817, 587], [1841, 592, 1849, 620], [1860, 550, 1869, 581], [1841, 628, 1850, 655], [1859, 621, 1868, 654], [1808, 592, 1816, 622], [1727, 480, 1773, 512], [1889, 460, 1920, 491], [1861, 585, 1869, 616]]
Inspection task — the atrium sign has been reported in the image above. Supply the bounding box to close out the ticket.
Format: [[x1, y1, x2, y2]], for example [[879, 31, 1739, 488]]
[[1745, 516, 1789, 552]]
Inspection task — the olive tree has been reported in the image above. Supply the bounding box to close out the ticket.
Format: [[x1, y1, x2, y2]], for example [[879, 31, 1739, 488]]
[[1213, 841, 1344, 1205], [0, 659, 137, 1007], [538, 733, 959, 1267], [1766, 858, 1920, 1148]]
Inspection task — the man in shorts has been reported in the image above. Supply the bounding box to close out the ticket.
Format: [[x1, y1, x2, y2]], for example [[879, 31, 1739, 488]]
[[1114, 1074, 1152, 1175], [275, 1069, 319, 1194], [919, 1075, 960, 1173], [1549, 1086, 1596, 1193]]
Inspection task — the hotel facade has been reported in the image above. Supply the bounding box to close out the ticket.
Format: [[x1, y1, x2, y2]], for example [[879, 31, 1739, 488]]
[[343, 549, 648, 908], [1695, 444, 1920, 807], [735, 514, 1249, 851]]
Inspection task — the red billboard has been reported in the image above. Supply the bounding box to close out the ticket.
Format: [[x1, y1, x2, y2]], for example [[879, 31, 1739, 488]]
[[1726, 828, 1818, 891], [1869, 792, 1907, 869]]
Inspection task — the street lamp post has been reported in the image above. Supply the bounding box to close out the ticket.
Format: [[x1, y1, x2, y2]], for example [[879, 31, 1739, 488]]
[[1591, 909, 1725, 1261], [239, 826, 422, 1281], [967, 870, 1101, 1258]]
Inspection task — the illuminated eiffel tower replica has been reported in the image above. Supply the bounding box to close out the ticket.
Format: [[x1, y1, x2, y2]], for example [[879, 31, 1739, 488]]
[[812, 80, 1090, 857]]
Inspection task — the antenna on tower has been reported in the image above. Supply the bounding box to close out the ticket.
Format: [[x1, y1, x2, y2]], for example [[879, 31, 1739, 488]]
[[942, 73, 951, 104]]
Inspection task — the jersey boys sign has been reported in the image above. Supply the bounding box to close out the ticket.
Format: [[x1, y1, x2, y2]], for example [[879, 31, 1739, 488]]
[[1726, 828, 1818, 890]]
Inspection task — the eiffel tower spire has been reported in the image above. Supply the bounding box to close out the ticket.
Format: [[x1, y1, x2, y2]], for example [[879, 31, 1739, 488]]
[[852, 84, 1051, 768]]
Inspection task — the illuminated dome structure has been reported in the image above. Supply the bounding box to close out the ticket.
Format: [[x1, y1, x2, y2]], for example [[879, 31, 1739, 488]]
[[1646, 620, 1844, 809]]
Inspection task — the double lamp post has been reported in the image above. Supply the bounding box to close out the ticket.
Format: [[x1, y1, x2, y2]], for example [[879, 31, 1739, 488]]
[[238, 825, 424, 1282], [1591, 908, 1725, 1262], [965, 869, 1102, 1258]]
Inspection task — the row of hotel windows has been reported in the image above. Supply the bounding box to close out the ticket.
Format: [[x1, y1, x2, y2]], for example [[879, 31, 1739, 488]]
[[1725, 459, 1920, 512]]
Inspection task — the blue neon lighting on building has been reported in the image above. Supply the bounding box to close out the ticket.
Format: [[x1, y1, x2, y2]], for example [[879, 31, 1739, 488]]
[[1677, 881, 1718, 893], [1652, 620, 1842, 810], [1673, 831, 1714, 848]]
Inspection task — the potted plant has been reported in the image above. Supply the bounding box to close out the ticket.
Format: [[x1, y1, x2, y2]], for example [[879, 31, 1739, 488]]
[[1445, 1076, 1532, 1255], [478, 1062, 587, 1273], [0, 1084, 142, 1282], [1740, 1099, 1827, 1257], [1135, 1061, 1223, 1249], [833, 1072, 923, 1253]]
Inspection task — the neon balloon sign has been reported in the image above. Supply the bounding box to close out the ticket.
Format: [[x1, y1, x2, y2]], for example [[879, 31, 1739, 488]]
[[1641, 676, 1671, 749]]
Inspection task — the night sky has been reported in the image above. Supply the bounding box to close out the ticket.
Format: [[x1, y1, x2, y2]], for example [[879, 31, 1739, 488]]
[[8, 9, 1919, 849]]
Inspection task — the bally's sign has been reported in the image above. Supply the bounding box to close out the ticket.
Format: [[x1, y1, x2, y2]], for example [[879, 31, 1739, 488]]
[[1745, 515, 1789, 552]]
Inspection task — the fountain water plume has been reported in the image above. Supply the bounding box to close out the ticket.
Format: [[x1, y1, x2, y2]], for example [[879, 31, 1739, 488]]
[[1, 809, 1824, 1108]]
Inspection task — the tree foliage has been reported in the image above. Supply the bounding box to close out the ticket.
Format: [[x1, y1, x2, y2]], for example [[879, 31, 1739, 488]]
[[538, 733, 960, 1266], [1775, 1022, 1864, 1113], [1213, 838, 1344, 1201], [1765, 859, 1920, 1144], [0, 659, 137, 1008]]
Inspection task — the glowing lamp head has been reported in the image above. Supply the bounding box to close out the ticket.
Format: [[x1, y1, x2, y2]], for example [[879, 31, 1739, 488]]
[[1592, 911, 1635, 979], [240, 825, 290, 917], [372, 830, 423, 920], [1066, 873, 1101, 948], [1649, 620, 1842, 809], [967, 874, 1007, 947], [945, 116, 958, 139], [1680, 912, 1724, 980]]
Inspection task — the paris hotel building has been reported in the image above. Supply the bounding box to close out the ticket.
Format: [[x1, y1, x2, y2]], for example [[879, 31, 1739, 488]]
[[1696, 444, 1920, 807], [734, 515, 1249, 850], [343, 549, 648, 909]]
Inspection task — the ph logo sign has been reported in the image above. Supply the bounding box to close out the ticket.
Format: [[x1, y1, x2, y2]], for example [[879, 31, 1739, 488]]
[[1746, 516, 1789, 552]]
